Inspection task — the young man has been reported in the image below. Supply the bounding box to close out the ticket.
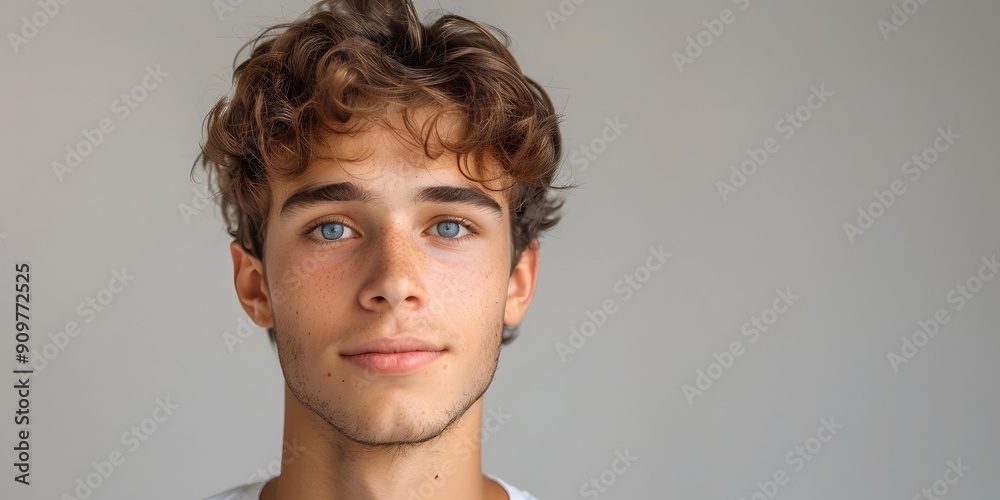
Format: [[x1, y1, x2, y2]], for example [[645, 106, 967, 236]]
[[193, 1, 569, 498]]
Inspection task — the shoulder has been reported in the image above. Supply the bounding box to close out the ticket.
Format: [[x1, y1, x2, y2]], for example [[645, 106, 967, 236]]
[[486, 473, 541, 500], [202, 480, 268, 500]]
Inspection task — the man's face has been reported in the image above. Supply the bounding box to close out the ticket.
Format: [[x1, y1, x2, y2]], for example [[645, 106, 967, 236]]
[[256, 115, 516, 446]]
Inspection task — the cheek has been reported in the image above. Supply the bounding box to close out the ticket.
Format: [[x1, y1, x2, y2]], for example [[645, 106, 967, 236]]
[[266, 247, 352, 329], [431, 258, 507, 343]]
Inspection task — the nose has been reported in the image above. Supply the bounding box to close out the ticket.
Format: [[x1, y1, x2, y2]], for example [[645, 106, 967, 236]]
[[358, 220, 427, 312]]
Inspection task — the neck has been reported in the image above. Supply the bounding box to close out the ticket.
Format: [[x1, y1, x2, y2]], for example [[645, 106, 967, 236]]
[[260, 384, 502, 500]]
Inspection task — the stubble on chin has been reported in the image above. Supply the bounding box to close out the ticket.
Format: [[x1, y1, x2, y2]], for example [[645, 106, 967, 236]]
[[276, 321, 505, 453]]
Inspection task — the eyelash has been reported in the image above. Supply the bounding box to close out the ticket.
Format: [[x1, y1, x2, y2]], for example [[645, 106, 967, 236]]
[[301, 216, 480, 246]]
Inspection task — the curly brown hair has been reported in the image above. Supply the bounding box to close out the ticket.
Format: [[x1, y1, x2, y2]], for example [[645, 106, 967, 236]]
[[191, 0, 573, 345]]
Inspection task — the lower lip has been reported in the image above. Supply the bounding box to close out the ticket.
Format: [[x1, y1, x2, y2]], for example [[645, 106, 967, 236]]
[[342, 351, 444, 375]]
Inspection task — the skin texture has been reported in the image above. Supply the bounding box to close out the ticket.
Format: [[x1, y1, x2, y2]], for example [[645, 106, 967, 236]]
[[230, 108, 539, 500]]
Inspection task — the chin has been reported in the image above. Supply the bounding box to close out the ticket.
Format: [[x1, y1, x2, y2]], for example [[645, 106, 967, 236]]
[[305, 383, 458, 443], [341, 404, 456, 446]]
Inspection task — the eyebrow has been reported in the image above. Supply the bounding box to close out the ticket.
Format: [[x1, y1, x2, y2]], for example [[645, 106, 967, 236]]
[[278, 181, 504, 221]]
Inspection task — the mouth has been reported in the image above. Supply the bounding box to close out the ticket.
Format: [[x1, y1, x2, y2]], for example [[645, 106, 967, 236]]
[[341, 350, 445, 375], [340, 338, 446, 375]]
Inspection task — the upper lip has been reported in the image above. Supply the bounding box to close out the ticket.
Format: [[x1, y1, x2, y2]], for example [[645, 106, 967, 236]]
[[341, 338, 445, 356]]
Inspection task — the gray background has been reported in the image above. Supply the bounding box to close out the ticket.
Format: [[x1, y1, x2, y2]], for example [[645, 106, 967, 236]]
[[1, 0, 998, 498]]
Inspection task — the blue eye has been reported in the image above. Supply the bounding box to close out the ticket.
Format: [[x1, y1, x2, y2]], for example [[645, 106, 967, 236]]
[[438, 220, 475, 239], [306, 218, 472, 246], [320, 222, 346, 240], [436, 221, 460, 238]]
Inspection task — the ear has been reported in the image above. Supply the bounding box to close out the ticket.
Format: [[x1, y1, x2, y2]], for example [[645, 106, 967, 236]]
[[230, 241, 274, 328], [504, 238, 540, 328]]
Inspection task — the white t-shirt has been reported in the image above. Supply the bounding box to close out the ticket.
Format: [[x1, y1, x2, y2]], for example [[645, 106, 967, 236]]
[[203, 473, 538, 500]]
